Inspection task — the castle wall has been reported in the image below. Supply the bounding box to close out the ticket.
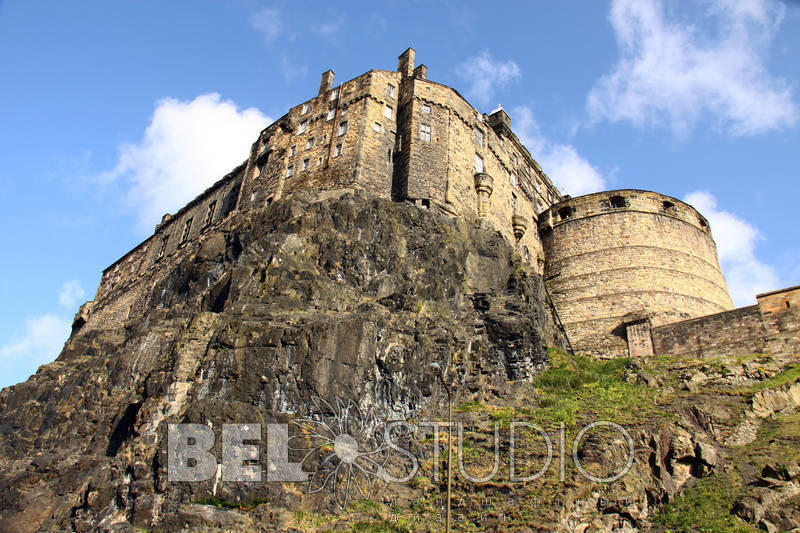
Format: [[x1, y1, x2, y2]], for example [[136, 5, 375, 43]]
[[539, 190, 734, 357], [648, 286, 800, 359], [395, 74, 561, 269]]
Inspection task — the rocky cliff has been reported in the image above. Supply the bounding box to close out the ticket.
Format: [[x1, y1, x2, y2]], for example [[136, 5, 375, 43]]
[[0, 190, 564, 532]]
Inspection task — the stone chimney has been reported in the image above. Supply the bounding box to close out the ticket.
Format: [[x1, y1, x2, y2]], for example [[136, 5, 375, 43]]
[[398, 48, 415, 78], [413, 64, 427, 80], [488, 105, 512, 138], [318, 70, 335, 95]]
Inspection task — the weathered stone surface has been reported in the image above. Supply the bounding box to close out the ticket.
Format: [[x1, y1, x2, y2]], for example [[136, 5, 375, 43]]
[[0, 191, 562, 532]]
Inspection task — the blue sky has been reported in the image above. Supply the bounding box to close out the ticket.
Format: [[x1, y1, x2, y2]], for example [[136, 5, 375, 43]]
[[1, 0, 798, 388]]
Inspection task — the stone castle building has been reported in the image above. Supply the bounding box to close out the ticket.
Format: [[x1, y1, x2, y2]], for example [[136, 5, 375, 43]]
[[80, 49, 798, 360]]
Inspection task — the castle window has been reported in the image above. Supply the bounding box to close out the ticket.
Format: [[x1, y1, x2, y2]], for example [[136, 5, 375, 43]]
[[302, 158, 310, 171], [422, 103, 431, 114], [510, 173, 517, 187], [609, 196, 626, 209], [662, 200, 675, 211], [330, 89, 338, 101], [419, 123, 431, 142], [335, 143, 343, 157], [318, 157, 323, 166], [286, 165, 294, 177], [475, 154, 484, 173], [558, 207, 573, 220], [387, 84, 395, 97], [305, 137, 314, 150], [387, 148, 392, 162], [301, 103, 310, 114], [338, 121, 348, 136], [384, 105, 393, 119], [298, 120, 307, 134], [181, 218, 193, 244], [327, 108, 335, 121], [787, 301, 791, 309], [474, 127, 484, 147], [290, 145, 296, 157], [513, 155, 518, 167], [204, 201, 216, 227], [158, 235, 169, 259], [374, 122, 382, 133]]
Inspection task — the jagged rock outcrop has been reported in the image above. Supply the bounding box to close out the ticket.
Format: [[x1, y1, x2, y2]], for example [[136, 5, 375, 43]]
[[0, 190, 562, 532]]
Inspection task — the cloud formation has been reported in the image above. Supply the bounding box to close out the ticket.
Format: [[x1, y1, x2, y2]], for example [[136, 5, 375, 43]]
[[0, 280, 86, 389], [250, 8, 282, 43], [512, 106, 606, 196], [456, 50, 521, 107], [588, 0, 797, 137], [685, 191, 779, 306], [103, 93, 270, 233]]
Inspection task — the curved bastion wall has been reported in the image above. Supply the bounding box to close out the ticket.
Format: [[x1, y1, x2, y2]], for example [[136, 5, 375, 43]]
[[538, 189, 734, 357]]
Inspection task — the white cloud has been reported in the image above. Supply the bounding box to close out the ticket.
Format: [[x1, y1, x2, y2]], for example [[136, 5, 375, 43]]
[[250, 8, 282, 43], [0, 280, 86, 388], [103, 93, 270, 233], [456, 50, 521, 107], [588, 0, 797, 137], [59, 280, 86, 309], [685, 190, 780, 306], [312, 15, 345, 38], [512, 105, 606, 196]]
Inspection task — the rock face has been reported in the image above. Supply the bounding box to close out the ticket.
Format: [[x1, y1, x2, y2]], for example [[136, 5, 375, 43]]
[[0, 190, 563, 532]]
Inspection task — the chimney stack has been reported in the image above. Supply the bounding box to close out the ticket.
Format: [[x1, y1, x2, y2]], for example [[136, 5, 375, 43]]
[[319, 70, 335, 95], [398, 48, 415, 78], [413, 64, 428, 80]]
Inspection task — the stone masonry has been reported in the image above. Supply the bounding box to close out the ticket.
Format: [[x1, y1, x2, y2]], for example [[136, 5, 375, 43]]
[[78, 48, 793, 361]]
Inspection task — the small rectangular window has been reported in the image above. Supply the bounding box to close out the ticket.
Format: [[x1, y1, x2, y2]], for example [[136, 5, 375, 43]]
[[510, 173, 517, 187], [387, 148, 392, 162], [204, 201, 216, 227], [302, 158, 310, 171], [181, 218, 193, 243], [419, 123, 431, 142], [338, 121, 348, 136], [330, 89, 338, 101], [305, 138, 314, 150], [289, 145, 296, 157], [158, 235, 169, 259], [335, 143, 343, 157], [474, 128, 484, 147], [327, 108, 335, 121], [298, 120, 307, 134], [384, 105, 393, 119], [286, 165, 294, 177], [387, 84, 395, 97], [301, 103, 310, 114], [318, 157, 323, 166], [422, 103, 431, 114], [475, 154, 484, 173], [513, 155, 519, 167], [374, 122, 382, 133]]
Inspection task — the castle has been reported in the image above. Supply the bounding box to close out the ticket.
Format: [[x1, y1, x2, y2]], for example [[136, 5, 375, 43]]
[[79, 48, 799, 360]]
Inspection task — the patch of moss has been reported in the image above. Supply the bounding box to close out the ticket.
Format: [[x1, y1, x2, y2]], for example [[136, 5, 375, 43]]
[[651, 471, 756, 532]]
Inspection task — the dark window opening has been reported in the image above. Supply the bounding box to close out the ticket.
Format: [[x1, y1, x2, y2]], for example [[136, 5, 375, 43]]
[[609, 196, 626, 209], [266, 197, 273, 205], [158, 236, 169, 259], [387, 148, 392, 162], [787, 301, 791, 309], [699, 217, 708, 229], [558, 207, 574, 220], [204, 200, 217, 228], [181, 218, 193, 244], [662, 201, 675, 211], [421, 199, 430, 208]]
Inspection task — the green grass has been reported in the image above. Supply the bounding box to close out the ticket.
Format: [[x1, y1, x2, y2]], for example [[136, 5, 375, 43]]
[[529, 348, 656, 428], [739, 363, 800, 393], [651, 471, 756, 532]]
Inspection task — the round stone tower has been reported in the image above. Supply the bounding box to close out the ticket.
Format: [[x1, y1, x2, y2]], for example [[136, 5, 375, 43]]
[[538, 189, 734, 357]]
